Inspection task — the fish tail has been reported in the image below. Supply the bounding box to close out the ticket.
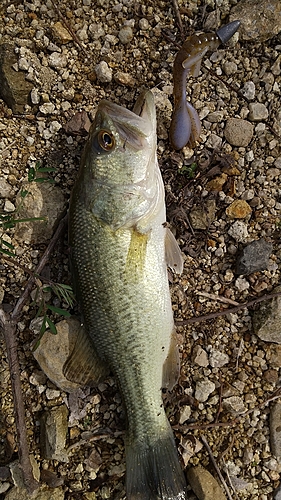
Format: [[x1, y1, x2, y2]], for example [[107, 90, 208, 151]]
[[126, 428, 187, 499]]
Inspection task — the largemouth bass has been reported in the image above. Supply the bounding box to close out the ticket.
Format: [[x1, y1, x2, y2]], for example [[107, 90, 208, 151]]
[[65, 90, 187, 499]]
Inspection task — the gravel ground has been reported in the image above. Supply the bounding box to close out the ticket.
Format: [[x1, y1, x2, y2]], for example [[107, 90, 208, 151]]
[[0, 0, 281, 499]]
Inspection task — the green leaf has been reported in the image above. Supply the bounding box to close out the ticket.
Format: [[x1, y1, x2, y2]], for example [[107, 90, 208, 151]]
[[2, 221, 16, 229], [35, 299, 45, 318], [33, 177, 49, 183], [47, 304, 71, 317], [45, 316, 57, 334], [39, 316, 47, 335], [20, 189, 29, 198], [0, 247, 16, 257], [37, 167, 57, 173], [12, 217, 46, 223], [1, 240, 14, 249], [32, 339, 40, 352], [28, 167, 36, 182]]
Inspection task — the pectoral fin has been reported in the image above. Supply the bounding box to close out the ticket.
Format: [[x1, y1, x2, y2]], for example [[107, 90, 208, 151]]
[[63, 324, 109, 386], [125, 229, 148, 282], [165, 228, 184, 274], [162, 331, 180, 391]]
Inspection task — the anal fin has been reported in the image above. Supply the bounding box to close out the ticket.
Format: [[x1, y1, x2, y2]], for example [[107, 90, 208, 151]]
[[165, 228, 184, 274], [63, 324, 110, 386]]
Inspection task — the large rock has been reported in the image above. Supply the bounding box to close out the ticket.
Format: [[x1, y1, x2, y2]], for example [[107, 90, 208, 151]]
[[0, 43, 33, 113], [187, 465, 227, 500], [40, 405, 68, 462], [252, 290, 281, 344], [32, 318, 82, 393], [230, 0, 281, 42], [235, 238, 273, 275], [5, 486, 64, 500], [270, 402, 281, 459], [14, 181, 65, 245]]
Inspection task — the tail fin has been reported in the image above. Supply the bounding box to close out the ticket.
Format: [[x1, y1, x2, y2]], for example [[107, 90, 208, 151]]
[[126, 428, 187, 499]]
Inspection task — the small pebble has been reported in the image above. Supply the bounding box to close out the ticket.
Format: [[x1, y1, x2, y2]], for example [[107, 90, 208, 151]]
[[240, 81, 255, 100], [209, 349, 229, 368], [48, 52, 67, 69], [192, 345, 209, 367], [39, 102, 55, 114], [223, 396, 246, 415], [228, 221, 249, 242], [248, 102, 269, 121], [95, 61, 112, 83], [224, 118, 254, 147], [195, 379, 215, 403], [4, 200, 15, 212], [226, 200, 252, 219], [118, 26, 133, 44]]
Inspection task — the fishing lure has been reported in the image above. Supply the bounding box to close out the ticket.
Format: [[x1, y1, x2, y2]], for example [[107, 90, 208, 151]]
[[169, 20, 241, 150]]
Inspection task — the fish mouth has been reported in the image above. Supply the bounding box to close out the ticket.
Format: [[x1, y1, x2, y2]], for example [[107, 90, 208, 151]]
[[97, 91, 155, 150]]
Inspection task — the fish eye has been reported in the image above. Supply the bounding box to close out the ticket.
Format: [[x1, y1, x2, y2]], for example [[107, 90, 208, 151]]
[[93, 130, 115, 152]]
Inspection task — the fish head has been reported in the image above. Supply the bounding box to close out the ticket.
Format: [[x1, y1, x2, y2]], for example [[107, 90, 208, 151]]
[[79, 91, 164, 231]]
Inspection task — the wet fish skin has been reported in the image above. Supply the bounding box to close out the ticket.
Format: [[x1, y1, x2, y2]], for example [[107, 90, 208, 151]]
[[68, 91, 187, 499]]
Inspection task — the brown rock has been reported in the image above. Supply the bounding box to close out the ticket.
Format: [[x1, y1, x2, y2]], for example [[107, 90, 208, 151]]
[[52, 22, 73, 44], [270, 402, 281, 458], [64, 110, 91, 136], [189, 199, 216, 230], [40, 405, 69, 462], [32, 318, 83, 393], [230, 0, 281, 42], [267, 345, 281, 368], [14, 181, 65, 244], [187, 465, 227, 500], [264, 369, 278, 384], [226, 200, 252, 219], [224, 118, 254, 147], [206, 174, 227, 192], [0, 43, 33, 113], [114, 71, 136, 87]]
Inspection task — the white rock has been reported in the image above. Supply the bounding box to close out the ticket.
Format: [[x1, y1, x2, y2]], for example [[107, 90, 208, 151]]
[[235, 277, 250, 291], [0, 178, 12, 198], [192, 345, 209, 367], [48, 52, 67, 69], [4, 200, 15, 212], [39, 102, 55, 114], [209, 349, 229, 368], [118, 26, 133, 44], [223, 396, 246, 415], [179, 406, 191, 424], [95, 61, 112, 83], [195, 379, 215, 402], [139, 18, 150, 30], [248, 102, 268, 121], [240, 81, 255, 100], [46, 388, 60, 400], [30, 88, 40, 104], [228, 220, 249, 242], [18, 57, 29, 71], [49, 120, 62, 133]]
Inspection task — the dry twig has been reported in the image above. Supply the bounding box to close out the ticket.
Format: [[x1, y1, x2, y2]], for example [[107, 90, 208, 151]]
[[201, 435, 234, 500], [49, 0, 89, 59], [171, 0, 184, 37], [176, 291, 281, 325], [0, 214, 68, 493], [222, 457, 240, 500]]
